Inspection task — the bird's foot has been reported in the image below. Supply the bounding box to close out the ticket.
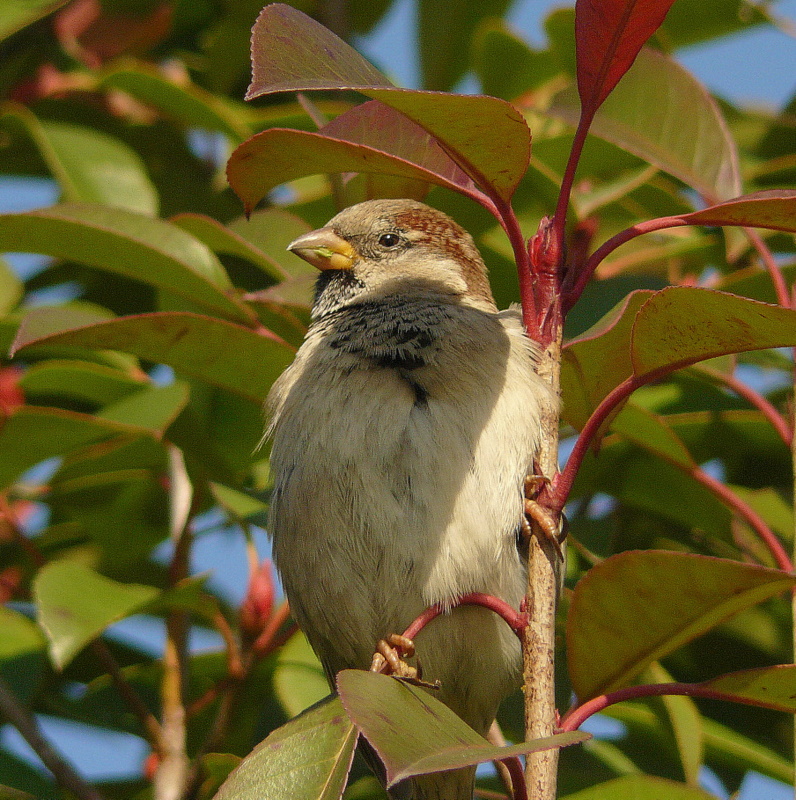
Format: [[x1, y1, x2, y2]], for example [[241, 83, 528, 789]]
[[522, 475, 566, 561], [370, 634, 439, 689]]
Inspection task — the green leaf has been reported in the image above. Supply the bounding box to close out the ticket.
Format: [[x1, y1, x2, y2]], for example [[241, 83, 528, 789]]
[[700, 664, 796, 713], [227, 209, 314, 279], [0, 403, 176, 489], [0, 204, 253, 324], [226, 101, 487, 216], [12, 310, 294, 403], [680, 190, 796, 232], [209, 482, 268, 521], [644, 663, 703, 786], [2, 109, 158, 215], [609, 404, 695, 469], [171, 213, 290, 281], [248, 4, 393, 92], [19, 360, 148, 406], [561, 290, 654, 431], [100, 65, 251, 142], [660, 0, 774, 49], [632, 288, 796, 376], [0, 0, 67, 43], [0, 256, 22, 314], [34, 561, 160, 668], [472, 20, 560, 101], [702, 716, 793, 784], [549, 48, 741, 202], [0, 608, 46, 661], [274, 631, 329, 718], [95, 382, 189, 431], [562, 288, 796, 429], [567, 551, 796, 700], [245, 4, 531, 202], [213, 695, 357, 800], [560, 774, 717, 800], [337, 670, 588, 785], [418, 0, 511, 92]]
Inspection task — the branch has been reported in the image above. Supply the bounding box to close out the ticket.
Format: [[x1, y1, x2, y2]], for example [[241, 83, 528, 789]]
[[0, 675, 106, 800], [155, 448, 193, 800], [91, 641, 164, 752], [522, 337, 563, 800]]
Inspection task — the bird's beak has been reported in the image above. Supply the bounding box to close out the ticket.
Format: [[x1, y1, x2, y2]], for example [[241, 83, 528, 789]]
[[287, 228, 355, 271]]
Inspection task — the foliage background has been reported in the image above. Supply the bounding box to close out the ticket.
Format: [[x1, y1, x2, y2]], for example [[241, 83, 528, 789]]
[[1, 1, 796, 799]]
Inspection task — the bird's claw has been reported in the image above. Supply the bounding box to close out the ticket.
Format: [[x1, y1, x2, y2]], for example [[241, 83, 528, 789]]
[[370, 633, 439, 689], [522, 475, 566, 561]]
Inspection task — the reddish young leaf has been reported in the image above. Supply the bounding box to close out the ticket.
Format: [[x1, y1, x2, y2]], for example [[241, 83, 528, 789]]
[[226, 102, 488, 214], [247, 3, 393, 94], [575, 0, 676, 116], [320, 102, 481, 198], [243, 3, 530, 203]]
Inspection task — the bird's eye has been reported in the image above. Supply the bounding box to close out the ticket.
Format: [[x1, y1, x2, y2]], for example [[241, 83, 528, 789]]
[[378, 233, 401, 248]]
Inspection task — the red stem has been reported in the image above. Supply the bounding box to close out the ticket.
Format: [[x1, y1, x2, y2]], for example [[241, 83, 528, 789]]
[[745, 227, 790, 309], [691, 466, 793, 572], [551, 113, 594, 255], [559, 681, 788, 733], [493, 196, 537, 332], [698, 365, 793, 447], [251, 601, 296, 659], [401, 592, 528, 642], [564, 216, 690, 313], [501, 754, 528, 800], [548, 375, 643, 515]]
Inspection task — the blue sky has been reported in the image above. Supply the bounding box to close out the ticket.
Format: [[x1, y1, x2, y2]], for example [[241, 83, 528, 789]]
[[359, 0, 796, 108]]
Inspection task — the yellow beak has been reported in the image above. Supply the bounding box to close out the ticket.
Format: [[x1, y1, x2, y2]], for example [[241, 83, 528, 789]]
[[287, 228, 355, 271]]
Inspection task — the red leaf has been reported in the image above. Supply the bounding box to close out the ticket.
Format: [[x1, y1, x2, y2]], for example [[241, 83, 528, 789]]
[[243, 4, 530, 203], [575, 0, 676, 116]]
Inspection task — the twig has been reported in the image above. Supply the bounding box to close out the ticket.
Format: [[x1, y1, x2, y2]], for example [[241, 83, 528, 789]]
[[744, 226, 790, 309], [487, 721, 528, 800], [0, 492, 45, 568], [691, 466, 792, 572], [559, 679, 795, 733], [564, 216, 690, 312], [90, 641, 164, 752], [154, 448, 193, 800], [0, 675, 106, 800], [696, 364, 792, 447], [549, 375, 642, 515]]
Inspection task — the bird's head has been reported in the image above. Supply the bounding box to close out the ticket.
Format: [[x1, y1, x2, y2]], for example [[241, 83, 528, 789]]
[[287, 199, 497, 318]]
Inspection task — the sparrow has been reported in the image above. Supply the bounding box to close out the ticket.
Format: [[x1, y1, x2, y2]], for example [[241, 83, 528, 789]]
[[266, 199, 556, 799]]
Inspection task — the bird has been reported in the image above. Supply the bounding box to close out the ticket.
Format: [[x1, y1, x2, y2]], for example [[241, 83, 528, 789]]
[[266, 198, 556, 799]]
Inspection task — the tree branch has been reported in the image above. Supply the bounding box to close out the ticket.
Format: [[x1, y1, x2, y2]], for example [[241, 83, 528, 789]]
[[154, 447, 193, 800], [0, 675, 106, 800], [523, 336, 563, 800]]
